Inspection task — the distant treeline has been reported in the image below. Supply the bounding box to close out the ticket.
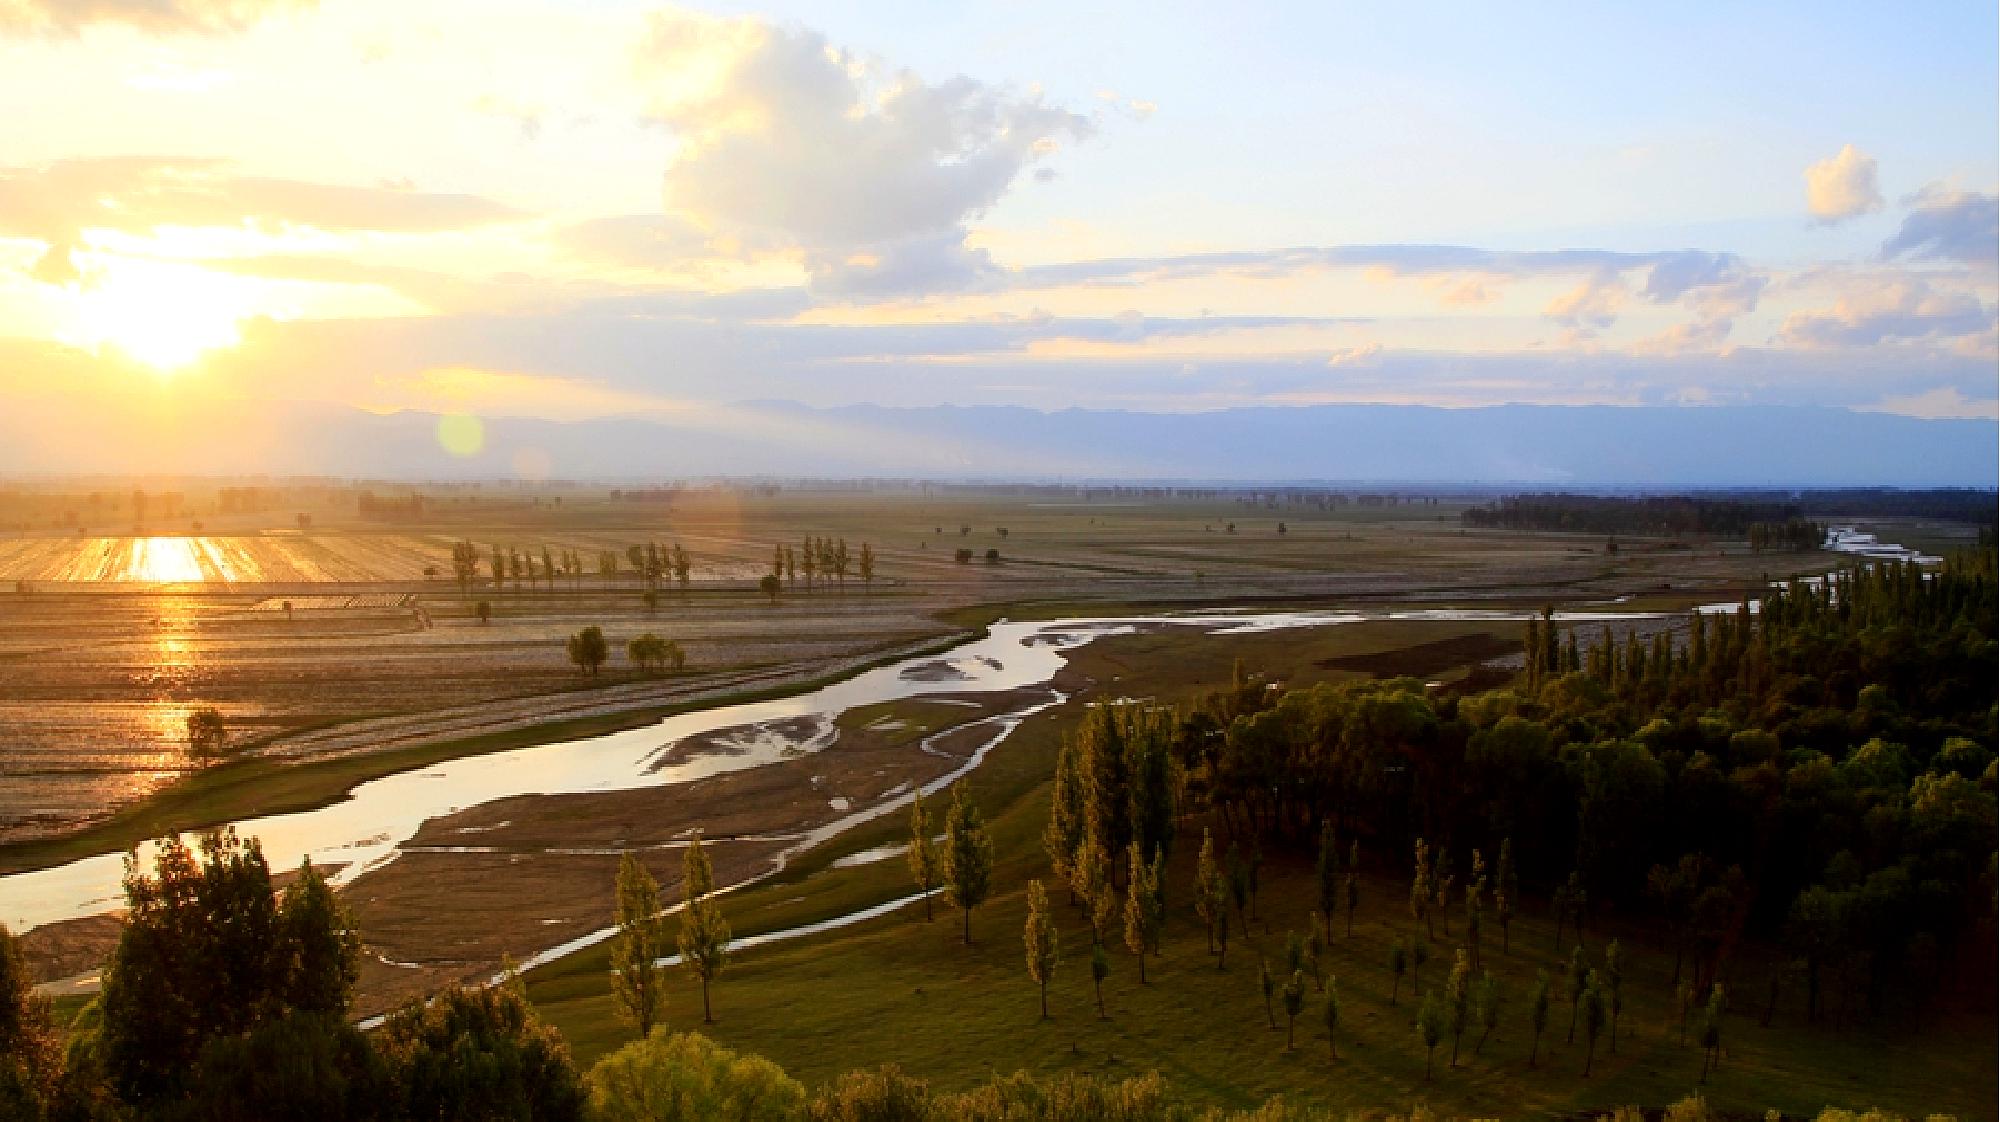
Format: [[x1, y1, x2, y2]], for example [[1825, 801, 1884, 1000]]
[[1464, 489, 1997, 540], [1461, 495, 1808, 539]]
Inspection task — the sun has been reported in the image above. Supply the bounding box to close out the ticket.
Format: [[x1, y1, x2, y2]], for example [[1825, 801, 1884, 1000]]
[[63, 258, 256, 372]]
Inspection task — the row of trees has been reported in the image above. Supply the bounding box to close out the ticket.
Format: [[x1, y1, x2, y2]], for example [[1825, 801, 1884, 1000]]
[[449, 541, 695, 595], [769, 537, 876, 591]]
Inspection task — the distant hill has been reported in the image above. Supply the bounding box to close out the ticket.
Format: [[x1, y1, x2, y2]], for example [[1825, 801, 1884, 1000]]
[[0, 398, 1992, 485]]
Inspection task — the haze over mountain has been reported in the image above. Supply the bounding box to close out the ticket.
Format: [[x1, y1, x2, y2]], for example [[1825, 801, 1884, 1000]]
[[2, 397, 1989, 485]]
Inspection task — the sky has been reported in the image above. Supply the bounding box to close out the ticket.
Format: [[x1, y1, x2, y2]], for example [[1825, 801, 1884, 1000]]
[[1, 0, 1995, 441]]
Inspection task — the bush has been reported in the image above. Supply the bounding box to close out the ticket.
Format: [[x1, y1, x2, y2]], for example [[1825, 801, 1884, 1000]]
[[588, 1031, 805, 1122]]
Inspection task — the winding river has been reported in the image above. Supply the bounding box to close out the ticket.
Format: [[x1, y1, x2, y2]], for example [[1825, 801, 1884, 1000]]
[[1, 605, 1683, 935], [11, 511, 1942, 940]]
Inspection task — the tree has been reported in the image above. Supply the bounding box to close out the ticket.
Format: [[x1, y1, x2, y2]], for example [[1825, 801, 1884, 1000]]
[[1122, 844, 1159, 983], [1024, 881, 1059, 1021], [1417, 992, 1447, 1080], [1411, 937, 1430, 997], [1259, 959, 1277, 1029], [1388, 939, 1408, 1006], [182, 1009, 388, 1122], [568, 626, 609, 676], [1072, 835, 1113, 946], [1090, 945, 1110, 1020], [377, 978, 584, 1122], [1194, 829, 1221, 954], [585, 1031, 804, 1122], [1605, 938, 1624, 1052], [1315, 822, 1340, 943], [1445, 948, 1472, 1067], [1528, 969, 1551, 1067], [1344, 865, 1360, 938], [1044, 742, 1085, 904], [1323, 979, 1342, 1061], [1565, 945, 1587, 1043], [451, 540, 480, 594], [99, 830, 360, 1107], [677, 834, 731, 1024], [0, 921, 61, 1113], [859, 543, 875, 589], [1495, 838, 1517, 954], [611, 853, 668, 1038], [1411, 838, 1433, 937], [1581, 972, 1606, 1077], [476, 599, 492, 625], [1216, 905, 1230, 971], [186, 706, 227, 756], [943, 785, 994, 945], [1473, 971, 1502, 1056], [1698, 985, 1726, 1082], [907, 791, 940, 922], [1281, 971, 1305, 1051], [1304, 921, 1325, 990]]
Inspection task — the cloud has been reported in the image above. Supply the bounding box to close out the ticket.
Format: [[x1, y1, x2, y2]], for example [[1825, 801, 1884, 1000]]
[[1880, 183, 1998, 264], [0, 157, 526, 283], [1804, 144, 1884, 224], [0, 0, 309, 37], [1779, 271, 1993, 349], [1862, 386, 1999, 421], [633, 9, 1090, 295], [1543, 272, 1628, 333]]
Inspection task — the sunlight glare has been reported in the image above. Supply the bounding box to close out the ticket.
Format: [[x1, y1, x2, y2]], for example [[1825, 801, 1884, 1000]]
[[62, 258, 258, 372]]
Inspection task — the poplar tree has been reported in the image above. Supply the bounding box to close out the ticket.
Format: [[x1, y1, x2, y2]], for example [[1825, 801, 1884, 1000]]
[[943, 784, 994, 945], [1411, 937, 1430, 997], [1417, 992, 1447, 1081], [1091, 944, 1110, 1019], [1473, 970, 1502, 1055], [1344, 841, 1360, 938], [1074, 835, 1114, 946], [1024, 880, 1059, 1021], [1282, 971, 1305, 1051], [678, 833, 731, 1024], [1044, 741, 1085, 902], [1565, 945, 1587, 1043], [1411, 838, 1433, 937], [611, 852, 668, 1038], [1315, 821, 1340, 942], [1698, 985, 1726, 1083], [1389, 938, 1408, 1005], [1123, 843, 1159, 983], [1304, 920, 1325, 990], [1434, 849, 1454, 938], [1605, 939, 1624, 1052], [908, 790, 939, 922], [1445, 948, 1472, 1067], [1195, 830, 1221, 954], [1581, 971, 1606, 1077], [1495, 838, 1517, 955], [1323, 978, 1342, 1061], [1528, 969, 1551, 1067], [1216, 906, 1231, 971], [1259, 959, 1277, 1029]]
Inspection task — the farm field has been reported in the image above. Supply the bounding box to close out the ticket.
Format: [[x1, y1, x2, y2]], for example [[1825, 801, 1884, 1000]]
[[0, 488, 1816, 846]]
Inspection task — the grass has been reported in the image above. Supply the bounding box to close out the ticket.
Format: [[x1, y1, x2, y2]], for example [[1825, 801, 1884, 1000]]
[[525, 620, 1995, 1118]]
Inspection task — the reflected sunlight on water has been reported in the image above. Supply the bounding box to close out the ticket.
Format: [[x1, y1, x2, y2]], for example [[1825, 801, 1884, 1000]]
[[126, 538, 205, 582]]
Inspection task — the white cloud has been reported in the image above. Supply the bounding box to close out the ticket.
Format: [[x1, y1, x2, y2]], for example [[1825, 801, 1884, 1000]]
[[0, 0, 309, 37], [1779, 270, 1993, 349], [1881, 183, 1999, 264], [633, 8, 1090, 295], [1861, 386, 1998, 420], [1804, 144, 1884, 225]]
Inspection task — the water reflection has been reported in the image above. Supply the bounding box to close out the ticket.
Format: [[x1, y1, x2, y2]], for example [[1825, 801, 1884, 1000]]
[[0, 603, 1701, 932]]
